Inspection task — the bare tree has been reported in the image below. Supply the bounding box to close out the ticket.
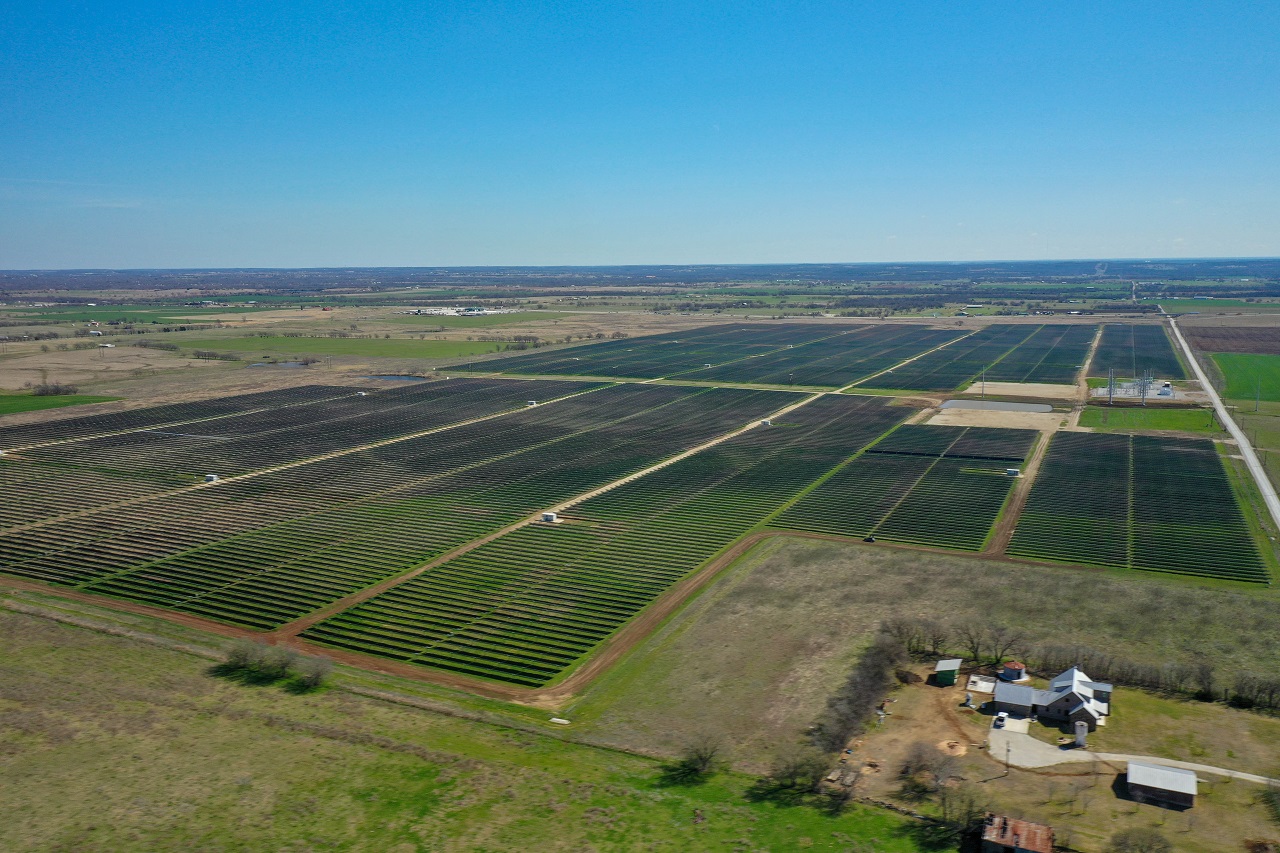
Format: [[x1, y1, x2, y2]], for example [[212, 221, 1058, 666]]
[[988, 625, 1027, 666], [1193, 660, 1216, 700], [682, 734, 722, 775], [923, 620, 951, 656], [882, 617, 925, 655], [956, 621, 988, 663], [929, 754, 961, 791], [900, 741, 940, 778], [938, 784, 989, 834], [661, 734, 724, 785]]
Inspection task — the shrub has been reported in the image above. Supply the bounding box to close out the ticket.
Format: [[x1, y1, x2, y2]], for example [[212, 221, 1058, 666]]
[[1107, 827, 1172, 853], [293, 656, 333, 690]]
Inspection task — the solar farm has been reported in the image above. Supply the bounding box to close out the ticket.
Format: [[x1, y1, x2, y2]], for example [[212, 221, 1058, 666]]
[[1088, 323, 1188, 379], [1, 319, 1273, 694], [1007, 432, 1269, 582], [774, 424, 1039, 550]]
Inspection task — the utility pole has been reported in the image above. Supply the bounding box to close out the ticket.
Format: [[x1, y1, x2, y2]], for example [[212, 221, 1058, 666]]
[[1257, 377, 1261, 412], [981, 365, 986, 400], [1107, 368, 1115, 406]]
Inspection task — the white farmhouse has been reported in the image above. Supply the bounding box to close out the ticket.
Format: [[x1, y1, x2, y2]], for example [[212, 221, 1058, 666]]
[[992, 666, 1113, 731]]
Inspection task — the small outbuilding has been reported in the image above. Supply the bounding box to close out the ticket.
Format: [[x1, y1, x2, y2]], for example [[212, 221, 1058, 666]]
[[1000, 661, 1028, 682], [980, 813, 1054, 853], [1127, 761, 1197, 809], [934, 658, 963, 687]]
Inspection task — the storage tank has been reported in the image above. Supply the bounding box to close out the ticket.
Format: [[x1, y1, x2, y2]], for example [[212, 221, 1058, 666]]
[[1000, 661, 1028, 682]]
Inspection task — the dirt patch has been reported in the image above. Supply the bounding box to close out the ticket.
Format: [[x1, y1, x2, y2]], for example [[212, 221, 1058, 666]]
[[1183, 326, 1280, 355], [926, 408, 1066, 430], [959, 381, 1081, 401]]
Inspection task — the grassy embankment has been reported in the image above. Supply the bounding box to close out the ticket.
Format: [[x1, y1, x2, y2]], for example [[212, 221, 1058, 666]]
[[0, 606, 924, 853]]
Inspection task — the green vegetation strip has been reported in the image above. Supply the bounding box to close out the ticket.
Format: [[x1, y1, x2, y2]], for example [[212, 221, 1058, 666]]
[[0, 394, 120, 416], [1078, 406, 1221, 433], [301, 394, 910, 688], [1007, 432, 1269, 582]]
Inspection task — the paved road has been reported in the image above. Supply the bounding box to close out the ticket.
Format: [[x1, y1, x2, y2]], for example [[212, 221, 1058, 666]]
[[1167, 315, 1280, 552], [989, 725, 1280, 785]]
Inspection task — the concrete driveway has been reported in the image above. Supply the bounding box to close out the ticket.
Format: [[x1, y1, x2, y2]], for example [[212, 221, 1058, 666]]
[[988, 722, 1280, 785]]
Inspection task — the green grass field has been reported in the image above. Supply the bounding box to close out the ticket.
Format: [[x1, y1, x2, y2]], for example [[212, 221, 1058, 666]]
[[179, 336, 507, 359], [1078, 405, 1221, 433], [5, 305, 273, 323], [1212, 352, 1280, 401], [1161, 299, 1280, 314], [0, 607, 924, 852], [0, 394, 120, 416]]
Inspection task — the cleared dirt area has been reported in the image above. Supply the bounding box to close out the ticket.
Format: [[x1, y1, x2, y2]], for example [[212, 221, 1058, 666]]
[[851, 668, 1277, 853], [958, 380, 1080, 400], [0, 346, 227, 390], [1184, 325, 1280, 355], [926, 408, 1066, 430]]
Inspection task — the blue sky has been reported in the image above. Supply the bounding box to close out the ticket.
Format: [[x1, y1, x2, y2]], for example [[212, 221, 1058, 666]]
[[2, 2, 1278, 268]]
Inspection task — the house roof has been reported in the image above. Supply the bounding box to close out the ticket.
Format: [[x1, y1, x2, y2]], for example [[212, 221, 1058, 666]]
[[996, 666, 1110, 719], [981, 813, 1054, 853], [994, 682, 1036, 706], [1128, 761, 1198, 795], [935, 659, 963, 672], [1050, 666, 1089, 690]]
